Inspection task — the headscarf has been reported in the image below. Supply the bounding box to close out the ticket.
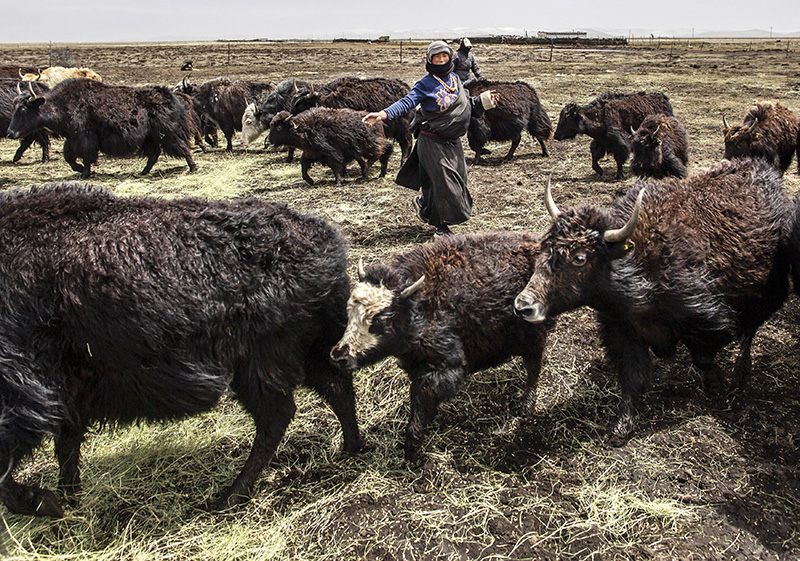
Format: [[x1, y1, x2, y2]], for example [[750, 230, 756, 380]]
[[425, 40, 454, 77]]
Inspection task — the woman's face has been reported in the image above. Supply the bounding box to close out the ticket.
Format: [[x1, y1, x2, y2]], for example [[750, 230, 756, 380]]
[[431, 52, 450, 65]]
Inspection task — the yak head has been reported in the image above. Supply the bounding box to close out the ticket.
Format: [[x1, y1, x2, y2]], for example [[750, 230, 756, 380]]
[[329, 259, 425, 372], [514, 177, 643, 323], [553, 102, 589, 140], [267, 110, 298, 147], [7, 81, 46, 139], [631, 119, 666, 174], [240, 102, 264, 146], [289, 86, 320, 115]]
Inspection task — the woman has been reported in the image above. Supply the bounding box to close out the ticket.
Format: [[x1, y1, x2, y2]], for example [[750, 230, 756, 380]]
[[363, 41, 496, 238]]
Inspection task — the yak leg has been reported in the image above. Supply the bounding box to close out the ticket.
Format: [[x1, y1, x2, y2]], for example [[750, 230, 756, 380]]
[[608, 129, 631, 179], [589, 138, 606, 176], [300, 155, 315, 185], [184, 152, 197, 172], [689, 348, 726, 397], [12, 136, 36, 163], [304, 358, 363, 454], [537, 137, 549, 157], [600, 317, 653, 445], [504, 134, 522, 161], [355, 155, 369, 178], [732, 332, 755, 390], [286, 146, 295, 163], [55, 422, 87, 502], [405, 364, 466, 462], [519, 328, 549, 417], [62, 138, 86, 176], [213, 391, 296, 511], [140, 143, 161, 175], [379, 143, 393, 177]]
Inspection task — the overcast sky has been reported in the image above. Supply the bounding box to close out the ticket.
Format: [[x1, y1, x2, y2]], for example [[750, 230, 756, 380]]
[[3, 1, 799, 43]]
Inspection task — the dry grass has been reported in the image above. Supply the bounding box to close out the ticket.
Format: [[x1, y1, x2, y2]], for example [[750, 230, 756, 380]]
[[0, 39, 799, 560]]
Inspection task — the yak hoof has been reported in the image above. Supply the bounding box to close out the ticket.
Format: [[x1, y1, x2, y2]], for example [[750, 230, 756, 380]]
[[208, 489, 251, 513], [3, 486, 65, 518]]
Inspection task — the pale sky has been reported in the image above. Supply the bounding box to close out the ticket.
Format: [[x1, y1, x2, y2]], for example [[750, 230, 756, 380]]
[[2, 1, 799, 43]]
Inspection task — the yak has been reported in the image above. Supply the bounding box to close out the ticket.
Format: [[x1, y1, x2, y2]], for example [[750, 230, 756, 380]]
[[0, 182, 362, 517], [330, 231, 554, 461], [241, 78, 313, 149], [513, 159, 795, 444], [723, 101, 800, 173], [290, 77, 412, 164], [21, 66, 102, 88], [184, 77, 274, 151], [630, 114, 690, 178], [465, 79, 552, 164], [554, 91, 674, 179], [269, 108, 392, 187], [8, 79, 197, 177], [0, 78, 52, 163]]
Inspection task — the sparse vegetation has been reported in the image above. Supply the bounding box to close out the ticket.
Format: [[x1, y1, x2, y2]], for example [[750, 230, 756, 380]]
[[0, 39, 798, 560]]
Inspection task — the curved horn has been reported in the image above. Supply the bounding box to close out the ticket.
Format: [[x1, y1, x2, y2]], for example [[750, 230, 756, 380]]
[[16, 82, 22, 95], [748, 117, 759, 133], [28, 80, 36, 99], [18, 68, 24, 79], [544, 175, 561, 218], [400, 276, 425, 299], [604, 189, 644, 243], [357, 257, 367, 281], [722, 115, 729, 131]]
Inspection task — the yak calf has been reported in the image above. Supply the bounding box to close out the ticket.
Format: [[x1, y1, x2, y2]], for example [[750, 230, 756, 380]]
[[330, 231, 554, 461], [514, 159, 795, 444], [269, 108, 392, 187], [0, 183, 361, 517], [0, 78, 51, 163], [631, 114, 690, 178]]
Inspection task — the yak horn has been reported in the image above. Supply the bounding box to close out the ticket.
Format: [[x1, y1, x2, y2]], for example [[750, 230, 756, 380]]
[[748, 117, 759, 133], [400, 276, 425, 299], [604, 189, 644, 243], [28, 80, 36, 99], [722, 115, 730, 131], [18, 68, 24, 79], [16, 82, 22, 95], [357, 257, 367, 281], [544, 175, 561, 218]]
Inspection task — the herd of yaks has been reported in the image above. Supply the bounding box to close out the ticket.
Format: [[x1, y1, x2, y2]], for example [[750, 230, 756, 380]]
[[0, 63, 799, 519]]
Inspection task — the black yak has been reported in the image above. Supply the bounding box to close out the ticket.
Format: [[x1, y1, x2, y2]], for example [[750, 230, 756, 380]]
[[290, 77, 412, 164], [0, 78, 51, 163], [723, 101, 800, 173], [631, 114, 690, 178], [330, 231, 554, 461], [465, 79, 552, 163], [554, 91, 674, 179], [514, 159, 795, 443], [7, 79, 197, 177], [185, 77, 274, 151], [269, 108, 393, 186], [0, 183, 362, 517]]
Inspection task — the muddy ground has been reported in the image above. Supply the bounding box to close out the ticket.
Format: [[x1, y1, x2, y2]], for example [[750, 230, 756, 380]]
[[0, 39, 799, 560]]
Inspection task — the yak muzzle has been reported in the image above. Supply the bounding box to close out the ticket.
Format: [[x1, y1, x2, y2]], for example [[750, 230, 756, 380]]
[[513, 293, 548, 323], [329, 343, 353, 369]]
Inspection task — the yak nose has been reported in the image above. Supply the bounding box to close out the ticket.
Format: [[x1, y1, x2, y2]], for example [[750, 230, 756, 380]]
[[330, 343, 350, 363], [513, 293, 548, 323]]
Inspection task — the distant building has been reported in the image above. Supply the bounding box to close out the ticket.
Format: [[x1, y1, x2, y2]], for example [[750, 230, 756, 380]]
[[537, 31, 587, 40]]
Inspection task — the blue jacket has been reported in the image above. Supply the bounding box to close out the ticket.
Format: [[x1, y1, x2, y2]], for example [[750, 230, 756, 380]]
[[384, 73, 462, 120]]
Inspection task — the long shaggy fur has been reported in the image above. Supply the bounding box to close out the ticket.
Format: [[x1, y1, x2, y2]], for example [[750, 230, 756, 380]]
[[554, 91, 674, 179], [7, 79, 197, 177], [0, 183, 361, 516], [724, 101, 800, 173], [631, 114, 690, 178], [466, 79, 552, 162], [290, 76, 413, 164], [0, 78, 51, 162], [269, 107, 392, 186], [331, 231, 554, 461], [516, 158, 794, 441]]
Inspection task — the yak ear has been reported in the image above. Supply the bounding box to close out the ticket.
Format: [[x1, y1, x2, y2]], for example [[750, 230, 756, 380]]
[[399, 276, 425, 299]]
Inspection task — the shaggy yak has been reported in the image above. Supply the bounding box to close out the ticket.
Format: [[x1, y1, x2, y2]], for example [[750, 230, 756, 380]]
[[465, 79, 552, 163], [7, 79, 197, 177], [554, 91, 674, 179], [630, 114, 690, 178], [723, 101, 800, 173], [0, 78, 52, 162], [514, 159, 795, 444], [269, 108, 393, 186], [330, 231, 554, 461], [0, 183, 362, 517]]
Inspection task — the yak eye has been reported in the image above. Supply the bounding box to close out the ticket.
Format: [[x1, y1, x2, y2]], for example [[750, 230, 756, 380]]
[[569, 250, 588, 267]]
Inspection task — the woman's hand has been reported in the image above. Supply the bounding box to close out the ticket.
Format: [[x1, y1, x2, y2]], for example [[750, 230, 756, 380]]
[[362, 111, 387, 126]]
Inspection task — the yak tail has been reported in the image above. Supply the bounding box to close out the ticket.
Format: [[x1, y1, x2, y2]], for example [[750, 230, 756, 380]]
[[0, 351, 64, 481]]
